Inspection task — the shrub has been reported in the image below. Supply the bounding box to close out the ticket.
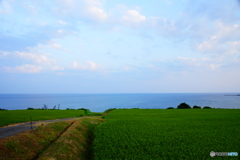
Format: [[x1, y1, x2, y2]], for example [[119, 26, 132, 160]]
[[177, 102, 191, 109], [166, 107, 174, 109], [78, 108, 87, 110], [203, 106, 212, 109], [83, 109, 91, 116], [104, 108, 116, 113], [27, 108, 34, 110], [193, 105, 201, 109]]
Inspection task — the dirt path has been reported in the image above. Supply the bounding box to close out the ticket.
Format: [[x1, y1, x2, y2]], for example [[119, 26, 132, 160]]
[[0, 117, 83, 139]]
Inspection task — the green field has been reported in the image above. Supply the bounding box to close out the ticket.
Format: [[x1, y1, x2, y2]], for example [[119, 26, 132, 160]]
[[0, 110, 85, 127], [93, 109, 240, 160]]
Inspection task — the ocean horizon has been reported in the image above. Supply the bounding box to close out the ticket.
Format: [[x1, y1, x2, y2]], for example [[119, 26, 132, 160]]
[[0, 93, 239, 112]]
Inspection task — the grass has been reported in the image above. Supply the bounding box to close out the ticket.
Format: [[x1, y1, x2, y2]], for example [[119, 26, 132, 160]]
[[92, 109, 240, 160], [0, 110, 86, 127], [38, 117, 104, 160], [0, 117, 104, 160], [0, 120, 73, 160]]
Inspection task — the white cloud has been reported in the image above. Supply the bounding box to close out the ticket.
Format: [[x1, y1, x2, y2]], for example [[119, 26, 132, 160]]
[[209, 64, 220, 70], [55, 0, 108, 22], [177, 57, 203, 67], [85, 1, 108, 22], [151, 57, 224, 73], [164, 0, 172, 5], [4, 64, 42, 73], [197, 36, 218, 53], [15, 64, 42, 73], [0, 51, 10, 57], [196, 22, 240, 56], [52, 44, 61, 49], [71, 61, 101, 71], [58, 20, 68, 25], [87, 61, 98, 70], [122, 10, 146, 25], [72, 61, 79, 68], [22, 2, 37, 15], [227, 41, 240, 55], [16, 51, 54, 65], [148, 16, 179, 37], [51, 66, 64, 71], [123, 65, 135, 72]]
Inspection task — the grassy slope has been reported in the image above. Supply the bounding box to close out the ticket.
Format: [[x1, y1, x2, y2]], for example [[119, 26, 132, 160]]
[[38, 117, 104, 160], [0, 120, 74, 160], [0, 117, 104, 160], [0, 110, 85, 127], [93, 109, 240, 160]]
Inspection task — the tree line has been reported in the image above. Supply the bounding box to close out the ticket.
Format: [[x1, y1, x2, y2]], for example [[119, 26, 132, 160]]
[[167, 102, 212, 109]]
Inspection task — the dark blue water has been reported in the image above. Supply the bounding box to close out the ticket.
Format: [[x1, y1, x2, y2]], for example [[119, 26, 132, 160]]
[[0, 93, 239, 112]]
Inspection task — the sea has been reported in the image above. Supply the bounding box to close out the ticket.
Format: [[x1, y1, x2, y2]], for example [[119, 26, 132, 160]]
[[0, 93, 239, 112]]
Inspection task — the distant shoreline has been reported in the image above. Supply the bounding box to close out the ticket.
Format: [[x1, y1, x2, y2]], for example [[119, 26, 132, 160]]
[[224, 94, 240, 96]]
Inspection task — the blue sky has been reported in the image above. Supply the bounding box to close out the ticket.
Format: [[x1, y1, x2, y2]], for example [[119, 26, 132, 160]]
[[0, 0, 240, 93]]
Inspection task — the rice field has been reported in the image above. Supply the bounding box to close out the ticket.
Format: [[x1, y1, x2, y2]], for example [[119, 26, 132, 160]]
[[92, 109, 240, 160]]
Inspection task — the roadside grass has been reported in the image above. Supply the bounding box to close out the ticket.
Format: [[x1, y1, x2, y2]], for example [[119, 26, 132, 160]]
[[37, 117, 104, 160], [93, 109, 240, 160], [0, 110, 85, 127], [0, 120, 74, 160]]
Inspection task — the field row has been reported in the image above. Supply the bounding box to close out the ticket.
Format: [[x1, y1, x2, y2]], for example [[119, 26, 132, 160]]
[[93, 109, 240, 160]]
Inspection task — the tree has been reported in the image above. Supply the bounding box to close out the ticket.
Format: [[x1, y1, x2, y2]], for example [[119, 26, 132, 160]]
[[193, 105, 201, 109], [177, 102, 191, 109], [203, 106, 212, 109]]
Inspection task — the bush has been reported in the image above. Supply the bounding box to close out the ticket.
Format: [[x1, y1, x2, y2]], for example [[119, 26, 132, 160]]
[[78, 108, 87, 110], [166, 107, 174, 109], [177, 102, 191, 109], [193, 105, 201, 109], [104, 108, 116, 113], [0, 108, 7, 111], [84, 109, 91, 116], [27, 108, 34, 110], [203, 106, 212, 109]]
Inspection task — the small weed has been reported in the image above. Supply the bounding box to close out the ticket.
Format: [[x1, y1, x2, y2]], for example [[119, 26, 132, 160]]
[[5, 140, 18, 150]]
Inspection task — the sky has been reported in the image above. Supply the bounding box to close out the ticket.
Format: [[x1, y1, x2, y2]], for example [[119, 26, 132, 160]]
[[0, 0, 240, 93]]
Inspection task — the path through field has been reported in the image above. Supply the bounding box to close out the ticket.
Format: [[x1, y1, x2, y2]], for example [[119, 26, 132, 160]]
[[0, 117, 83, 139]]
